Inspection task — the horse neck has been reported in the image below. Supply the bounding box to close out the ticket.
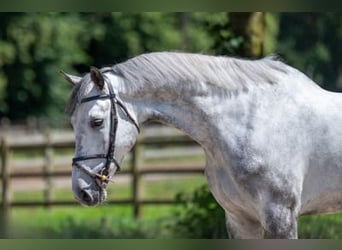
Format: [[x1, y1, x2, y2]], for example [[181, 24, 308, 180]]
[[121, 81, 220, 152]]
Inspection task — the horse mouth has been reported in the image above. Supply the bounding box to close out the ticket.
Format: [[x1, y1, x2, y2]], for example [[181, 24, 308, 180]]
[[75, 187, 107, 207]]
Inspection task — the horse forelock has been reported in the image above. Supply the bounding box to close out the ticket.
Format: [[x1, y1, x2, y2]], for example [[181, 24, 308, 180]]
[[65, 74, 92, 115], [65, 68, 116, 115]]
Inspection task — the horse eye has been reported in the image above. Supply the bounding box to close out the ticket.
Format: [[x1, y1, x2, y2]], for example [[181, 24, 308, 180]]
[[91, 119, 104, 128]]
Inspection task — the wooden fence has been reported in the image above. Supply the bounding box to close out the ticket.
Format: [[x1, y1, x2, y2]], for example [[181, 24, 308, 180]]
[[0, 126, 205, 234]]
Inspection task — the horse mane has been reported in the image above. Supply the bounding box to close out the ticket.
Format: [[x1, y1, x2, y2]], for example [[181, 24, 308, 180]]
[[66, 52, 291, 114], [111, 52, 291, 94]]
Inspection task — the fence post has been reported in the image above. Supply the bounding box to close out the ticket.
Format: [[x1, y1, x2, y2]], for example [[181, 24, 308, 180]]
[[131, 136, 143, 219], [26, 116, 37, 134], [1, 137, 10, 237], [0, 118, 10, 135], [44, 129, 53, 209]]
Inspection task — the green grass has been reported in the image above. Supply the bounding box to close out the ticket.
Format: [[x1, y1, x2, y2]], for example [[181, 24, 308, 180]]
[[6, 185, 342, 238], [7, 175, 206, 238], [9, 201, 190, 238], [9, 201, 342, 238], [298, 214, 342, 239], [9, 206, 168, 238]]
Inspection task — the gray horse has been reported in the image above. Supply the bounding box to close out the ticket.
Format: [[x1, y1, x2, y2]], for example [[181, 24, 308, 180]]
[[62, 52, 342, 239]]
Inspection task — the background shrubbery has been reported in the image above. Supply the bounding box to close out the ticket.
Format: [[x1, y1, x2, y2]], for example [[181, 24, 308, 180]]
[[1, 13, 342, 124], [171, 185, 342, 239]]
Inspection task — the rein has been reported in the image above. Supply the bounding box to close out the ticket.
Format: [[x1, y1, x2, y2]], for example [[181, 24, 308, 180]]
[[72, 79, 140, 188]]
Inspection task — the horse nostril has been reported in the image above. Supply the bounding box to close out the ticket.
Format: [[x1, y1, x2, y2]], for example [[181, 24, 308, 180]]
[[80, 189, 93, 203]]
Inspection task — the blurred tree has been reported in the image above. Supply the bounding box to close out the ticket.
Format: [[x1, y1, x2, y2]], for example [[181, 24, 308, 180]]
[[2, 12, 341, 123], [206, 12, 342, 91], [0, 13, 18, 116], [205, 12, 277, 59], [277, 13, 342, 91], [228, 12, 265, 58], [0, 12, 220, 123], [82, 13, 218, 68], [0, 13, 93, 122]]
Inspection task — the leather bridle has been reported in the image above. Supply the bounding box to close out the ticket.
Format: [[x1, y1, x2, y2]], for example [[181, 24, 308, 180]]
[[72, 77, 140, 188]]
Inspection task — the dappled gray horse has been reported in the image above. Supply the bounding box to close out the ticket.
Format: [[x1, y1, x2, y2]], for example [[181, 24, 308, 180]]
[[62, 52, 342, 239]]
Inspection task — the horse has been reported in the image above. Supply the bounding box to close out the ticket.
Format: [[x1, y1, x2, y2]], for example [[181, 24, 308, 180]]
[[61, 52, 342, 239]]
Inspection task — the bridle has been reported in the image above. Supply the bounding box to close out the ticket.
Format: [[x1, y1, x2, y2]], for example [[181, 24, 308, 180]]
[[72, 77, 140, 188]]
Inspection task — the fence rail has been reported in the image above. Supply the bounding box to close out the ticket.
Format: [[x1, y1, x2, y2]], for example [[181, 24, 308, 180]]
[[0, 126, 205, 234]]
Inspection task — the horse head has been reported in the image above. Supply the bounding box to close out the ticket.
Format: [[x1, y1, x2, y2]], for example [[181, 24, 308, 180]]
[[61, 67, 140, 206]]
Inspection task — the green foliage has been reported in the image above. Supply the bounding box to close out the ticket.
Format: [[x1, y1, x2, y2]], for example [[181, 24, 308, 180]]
[[171, 184, 342, 239], [0, 13, 92, 122], [203, 13, 244, 56], [277, 13, 342, 91], [170, 185, 227, 238], [0, 13, 219, 122], [3, 12, 342, 122], [206, 13, 278, 58], [83, 13, 216, 68]]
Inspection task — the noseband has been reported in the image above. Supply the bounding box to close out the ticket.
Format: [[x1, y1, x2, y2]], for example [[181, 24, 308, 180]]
[[72, 80, 140, 188]]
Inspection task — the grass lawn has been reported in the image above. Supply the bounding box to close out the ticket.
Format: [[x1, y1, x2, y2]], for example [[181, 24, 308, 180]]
[[7, 175, 206, 238], [8, 186, 342, 238], [298, 214, 342, 239]]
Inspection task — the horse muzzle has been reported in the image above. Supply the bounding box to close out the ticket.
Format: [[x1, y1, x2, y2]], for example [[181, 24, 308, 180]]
[[72, 174, 108, 206], [72, 162, 112, 206]]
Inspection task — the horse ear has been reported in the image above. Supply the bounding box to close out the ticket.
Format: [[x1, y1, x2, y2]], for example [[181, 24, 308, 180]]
[[60, 70, 81, 86], [90, 66, 105, 90]]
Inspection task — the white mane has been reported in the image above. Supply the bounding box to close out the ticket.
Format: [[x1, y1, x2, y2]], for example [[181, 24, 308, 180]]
[[67, 52, 291, 114], [111, 52, 291, 93]]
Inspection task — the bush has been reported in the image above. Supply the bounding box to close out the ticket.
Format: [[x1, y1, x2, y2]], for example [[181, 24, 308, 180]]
[[170, 185, 227, 238], [170, 185, 342, 239]]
